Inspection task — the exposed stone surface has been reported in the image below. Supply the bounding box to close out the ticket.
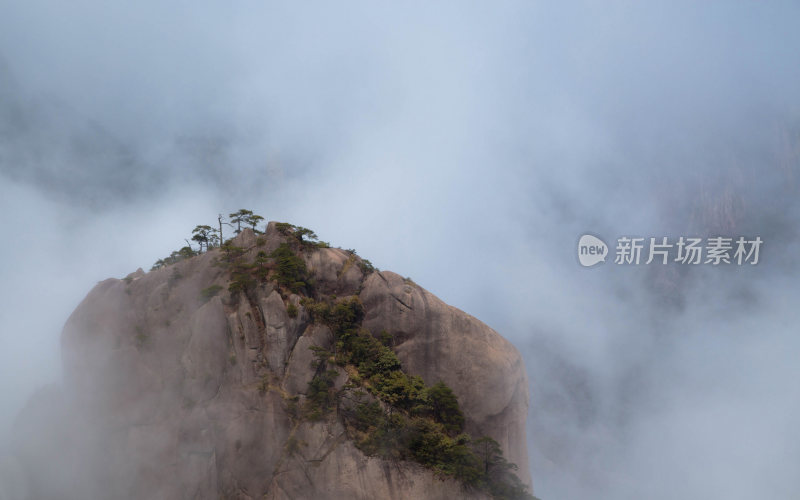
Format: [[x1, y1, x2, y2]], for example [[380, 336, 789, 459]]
[[4, 223, 531, 499], [360, 271, 531, 485]]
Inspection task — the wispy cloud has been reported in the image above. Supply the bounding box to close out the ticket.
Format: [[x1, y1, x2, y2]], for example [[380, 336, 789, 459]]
[[1, 2, 799, 498]]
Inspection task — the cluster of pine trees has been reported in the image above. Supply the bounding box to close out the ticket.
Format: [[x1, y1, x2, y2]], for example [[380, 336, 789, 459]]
[[151, 209, 263, 270]]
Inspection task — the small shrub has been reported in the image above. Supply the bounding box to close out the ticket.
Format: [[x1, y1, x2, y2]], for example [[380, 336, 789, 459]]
[[358, 259, 376, 274], [309, 297, 364, 333], [200, 284, 223, 302], [253, 251, 270, 281], [134, 325, 149, 349], [228, 267, 256, 296], [167, 268, 183, 289], [347, 402, 410, 459], [274, 222, 328, 249], [269, 243, 310, 293], [285, 435, 302, 455], [424, 381, 465, 434], [309, 345, 333, 369], [305, 369, 338, 420], [258, 374, 270, 395], [220, 242, 245, 263], [285, 395, 300, 420], [275, 222, 294, 235], [152, 246, 198, 271], [287, 303, 298, 318]]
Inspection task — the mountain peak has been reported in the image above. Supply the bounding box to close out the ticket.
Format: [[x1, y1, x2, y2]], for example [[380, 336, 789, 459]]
[[9, 220, 533, 499]]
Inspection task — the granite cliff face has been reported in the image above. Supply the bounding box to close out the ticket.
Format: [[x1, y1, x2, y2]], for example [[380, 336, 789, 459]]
[[5, 222, 531, 500]]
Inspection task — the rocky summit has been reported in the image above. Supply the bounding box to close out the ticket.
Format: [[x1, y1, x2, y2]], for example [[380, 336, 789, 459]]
[[4, 222, 533, 500]]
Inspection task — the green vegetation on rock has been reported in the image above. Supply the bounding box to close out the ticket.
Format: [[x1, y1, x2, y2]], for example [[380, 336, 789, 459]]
[[301, 296, 533, 500], [269, 243, 311, 294], [143, 213, 530, 499], [199, 284, 223, 302], [275, 222, 330, 249], [150, 209, 264, 270], [151, 246, 197, 271]]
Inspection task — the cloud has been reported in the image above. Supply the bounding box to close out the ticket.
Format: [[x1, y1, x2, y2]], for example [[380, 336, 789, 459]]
[[1, 1, 800, 498]]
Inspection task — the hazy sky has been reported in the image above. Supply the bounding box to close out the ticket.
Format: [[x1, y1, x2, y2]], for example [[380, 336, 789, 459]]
[[2, 2, 800, 499]]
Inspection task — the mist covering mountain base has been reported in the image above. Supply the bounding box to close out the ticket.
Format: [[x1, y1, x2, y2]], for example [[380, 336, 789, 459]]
[[3, 221, 533, 500]]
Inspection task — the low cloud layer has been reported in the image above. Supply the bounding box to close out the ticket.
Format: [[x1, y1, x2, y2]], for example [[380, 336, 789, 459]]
[[2, 2, 800, 498]]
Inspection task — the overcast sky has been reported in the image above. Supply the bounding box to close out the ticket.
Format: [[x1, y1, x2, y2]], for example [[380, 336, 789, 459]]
[[1, 2, 800, 499]]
